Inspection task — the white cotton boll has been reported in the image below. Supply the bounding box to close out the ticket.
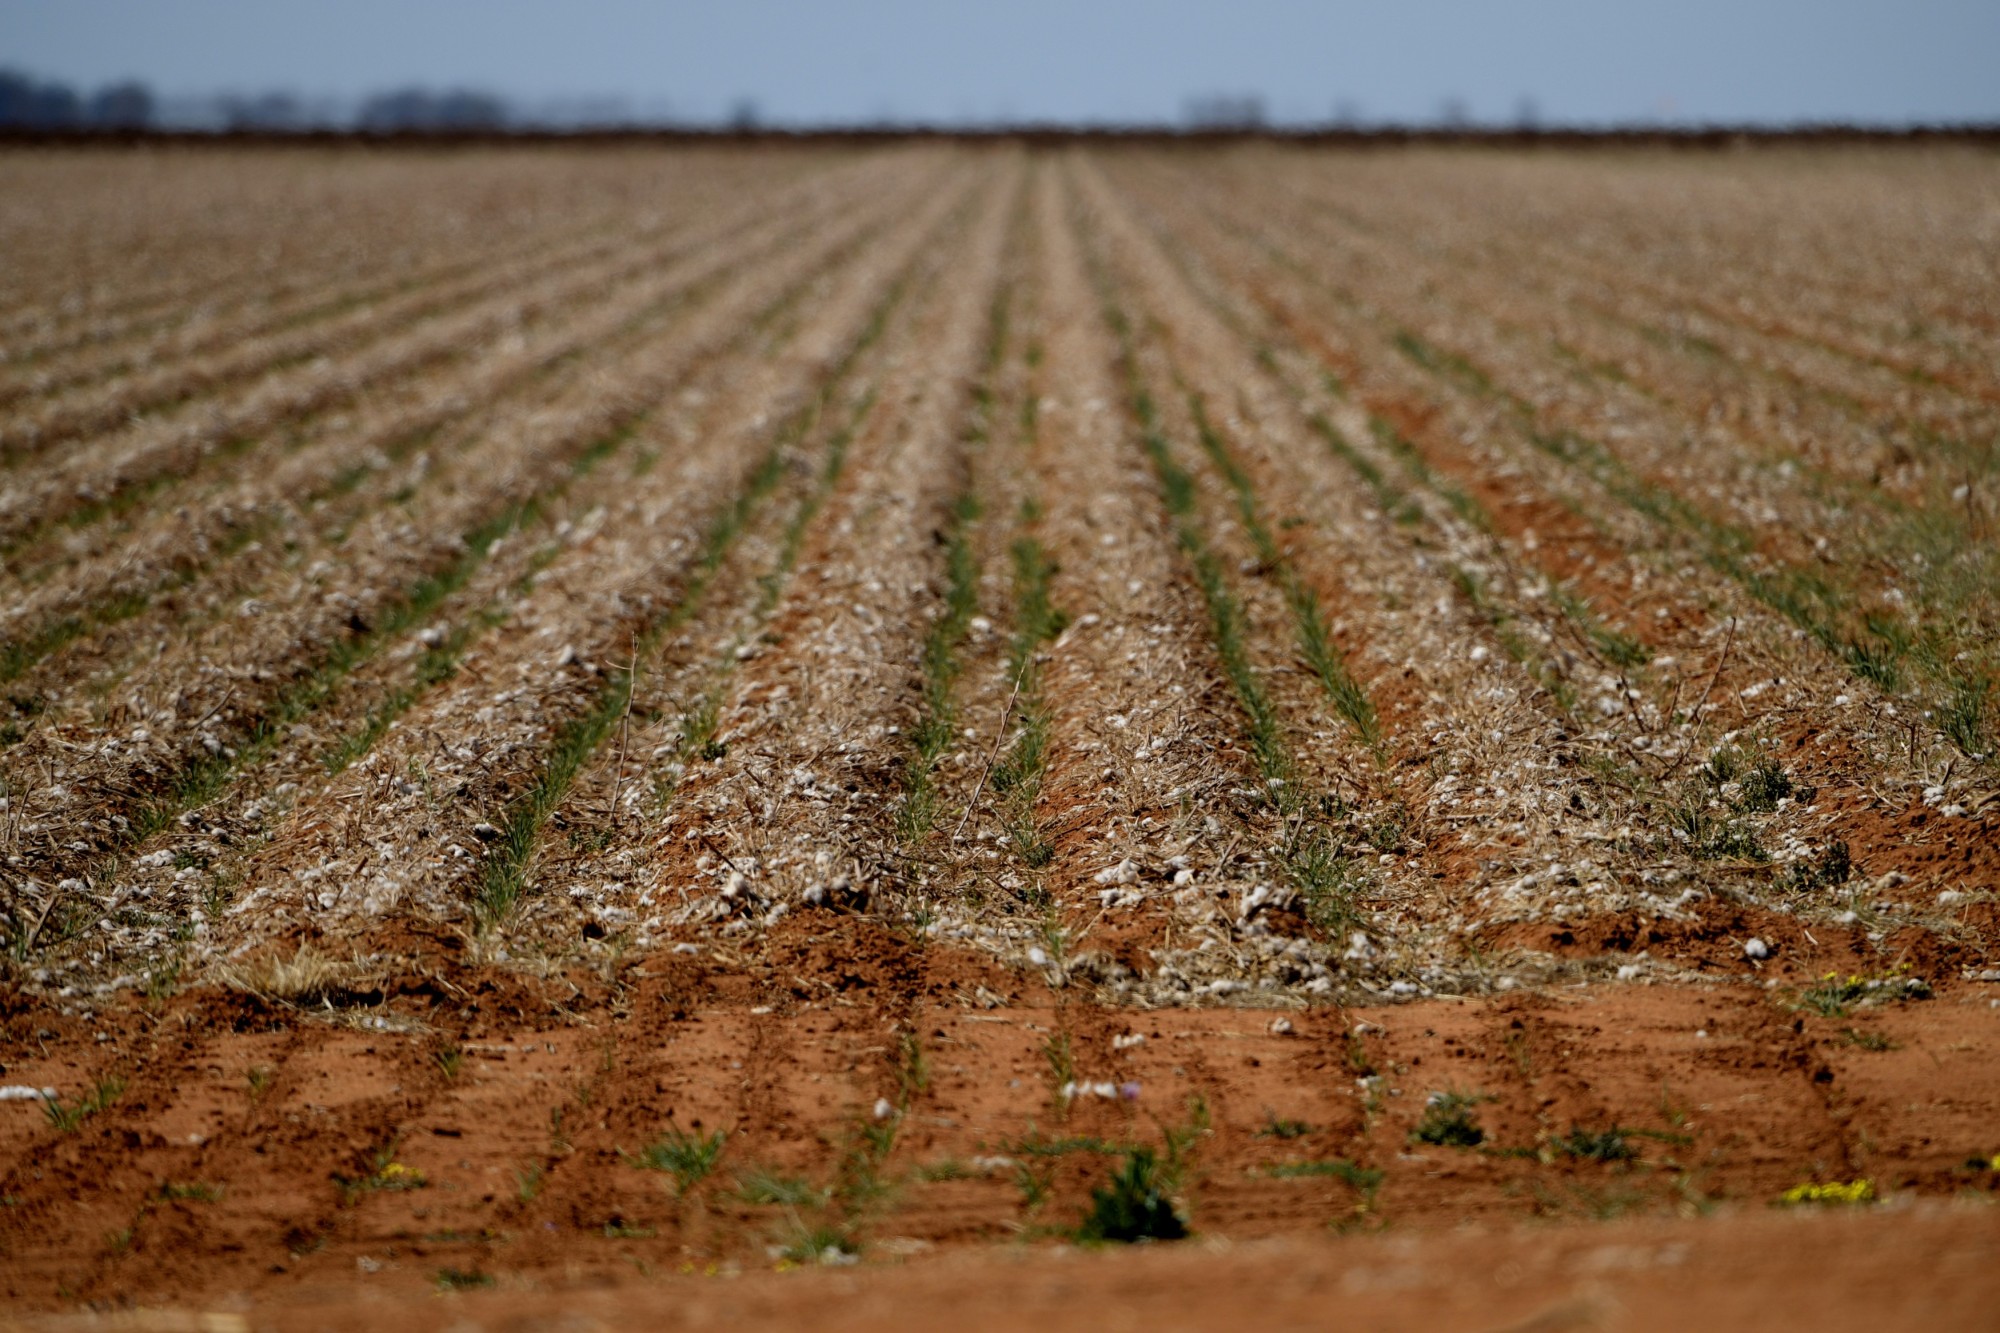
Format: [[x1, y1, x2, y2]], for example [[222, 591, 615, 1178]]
[[1096, 856, 1144, 888], [1743, 937, 1769, 960]]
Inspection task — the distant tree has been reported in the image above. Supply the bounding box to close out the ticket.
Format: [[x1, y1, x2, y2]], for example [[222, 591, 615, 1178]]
[[1330, 98, 1364, 128], [1184, 94, 1266, 130], [88, 81, 154, 129], [729, 97, 761, 131], [0, 68, 83, 127], [357, 87, 508, 131], [1513, 95, 1541, 131], [220, 91, 308, 131], [1438, 96, 1471, 129]]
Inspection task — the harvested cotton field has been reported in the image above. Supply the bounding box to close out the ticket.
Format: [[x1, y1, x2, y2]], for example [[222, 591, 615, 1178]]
[[0, 142, 1997, 1322]]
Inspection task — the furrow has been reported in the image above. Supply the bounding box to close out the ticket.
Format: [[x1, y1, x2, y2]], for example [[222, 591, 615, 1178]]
[[619, 156, 1021, 943]]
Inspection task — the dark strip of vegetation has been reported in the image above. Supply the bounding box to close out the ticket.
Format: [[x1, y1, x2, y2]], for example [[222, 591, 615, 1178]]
[[1185, 394, 1380, 746]]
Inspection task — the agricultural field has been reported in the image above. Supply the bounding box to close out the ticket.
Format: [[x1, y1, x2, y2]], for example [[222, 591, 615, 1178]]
[[0, 142, 1997, 1326]]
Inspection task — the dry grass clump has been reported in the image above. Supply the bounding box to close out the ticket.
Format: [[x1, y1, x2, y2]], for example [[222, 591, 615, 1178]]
[[216, 943, 383, 1008]]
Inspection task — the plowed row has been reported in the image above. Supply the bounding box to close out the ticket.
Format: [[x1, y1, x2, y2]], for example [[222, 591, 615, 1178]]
[[1, 144, 1996, 1325]]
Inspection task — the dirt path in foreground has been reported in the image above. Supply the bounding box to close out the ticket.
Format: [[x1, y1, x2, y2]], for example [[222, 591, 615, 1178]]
[[5, 1202, 1989, 1332], [0, 965, 1995, 1318]]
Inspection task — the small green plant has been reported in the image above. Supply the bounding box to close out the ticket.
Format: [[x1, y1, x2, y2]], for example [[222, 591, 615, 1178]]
[[778, 1220, 858, 1266], [41, 1075, 125, 1133], [143, 955, 183, 1003], [1701, 742, 1749, 787], [155, 1181, 224, 1202], [1779, 840, 1853, 892], [433, 1044, 464, 1080], [1552, 1125, 1636, 1163], [1794, 969, 1932, 1018], [1838, 1027, 1896, 1052], [1411, 1091, 1486, 1148], [1665, 784, 1766, 861], [514, 1162, 544, 1203], [1263, 1158, 1384, 1195], [896, 490, 981, 841], [1737, 759, 1797, 812], [1256, 1114, 1313, 1140], [831, 1115, 899, 1216], [1078, 1148, 1187, 1243], [629, 1123, 727, 1196], [1289, 833, 1366, 934], [895, 1030, 930, 1105], [1160, 1094, 1212, 1177], [1013, 1159, 1057, 1210], [335, 1141, 428, 1201], [246, 1066, 275, 1101], [434, 1266, 496, 1290], [1002, 1132, 1126, 1159], [602, 1221, 657, 1239], [1042, 1031, 1075, 1106]]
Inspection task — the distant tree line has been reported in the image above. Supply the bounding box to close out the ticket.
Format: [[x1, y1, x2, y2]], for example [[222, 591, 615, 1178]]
[[0, 69, 155, 128], [0, 68, 515, 132]]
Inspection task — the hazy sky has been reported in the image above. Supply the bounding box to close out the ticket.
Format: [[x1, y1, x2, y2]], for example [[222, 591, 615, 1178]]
[[4, 0, 1996, 126]]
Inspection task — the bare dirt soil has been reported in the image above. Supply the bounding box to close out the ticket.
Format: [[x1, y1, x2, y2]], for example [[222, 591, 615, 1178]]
[[1, 143, 1997, 1328]]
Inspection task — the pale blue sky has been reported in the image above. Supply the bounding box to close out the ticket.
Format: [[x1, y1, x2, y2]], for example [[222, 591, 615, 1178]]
[[4, 0, 1996, 126]]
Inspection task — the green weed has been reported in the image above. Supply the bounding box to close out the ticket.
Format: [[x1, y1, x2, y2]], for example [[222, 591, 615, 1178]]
[[154, 1181, 224, 1202], [1263, 1158, 1384, 1194], [1552, 1125, 1636, 1163], [898, 490, 981, 841], [334, 1141, 427, 1201], [1778, 840, 1853, 893], [1411, 1091, 1486, 1148], [434, 1267, 495, 1291], [628, 1123, 727, 1196], [41, 1075, 125, 1134], [1078, 1148, 1187, 1243], [1794, 969, 1932, 1019]]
